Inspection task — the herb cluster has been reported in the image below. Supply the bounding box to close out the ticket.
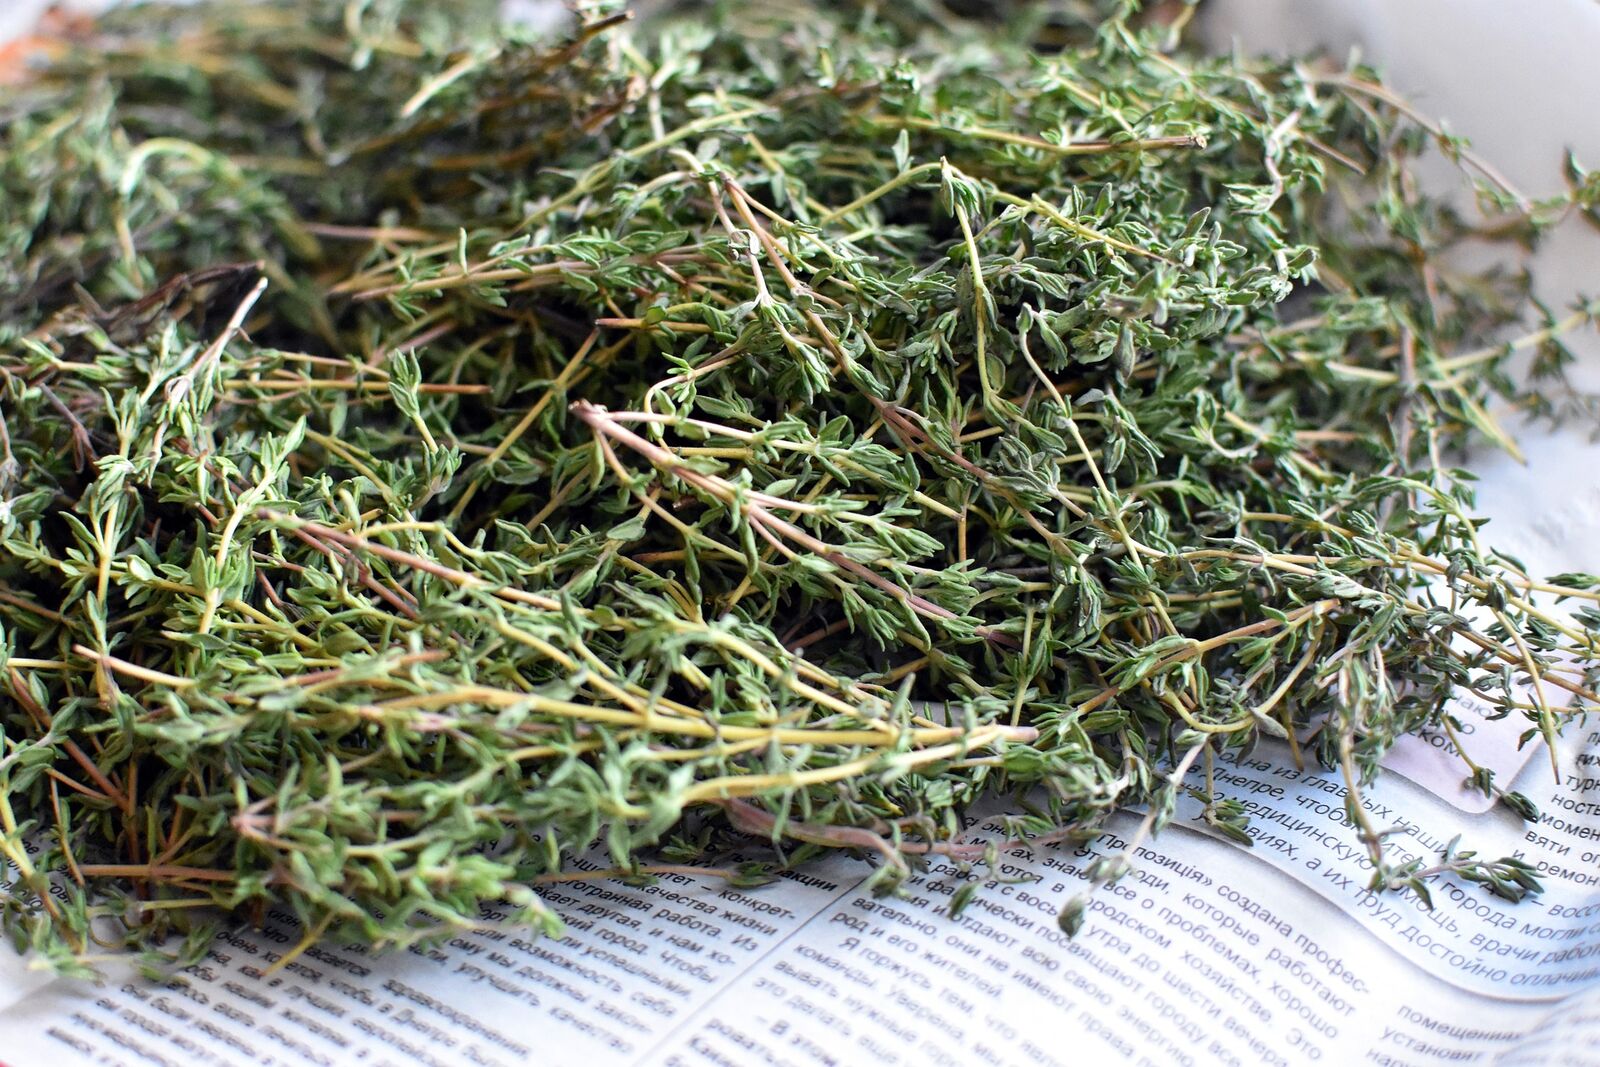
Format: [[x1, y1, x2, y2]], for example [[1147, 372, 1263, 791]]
[[1, 0, 1596, 971]]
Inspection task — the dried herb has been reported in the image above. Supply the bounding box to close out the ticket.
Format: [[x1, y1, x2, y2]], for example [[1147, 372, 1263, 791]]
[[1, 0, 1597, 973]]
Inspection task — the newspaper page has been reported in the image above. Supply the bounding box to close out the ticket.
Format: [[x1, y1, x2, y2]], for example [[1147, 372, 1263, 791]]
[[0, 720, 1596, 1067]]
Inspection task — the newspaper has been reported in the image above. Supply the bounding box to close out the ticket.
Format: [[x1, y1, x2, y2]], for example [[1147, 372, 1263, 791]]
[[3, 1, 1600, 1064], [1, 720, 1597, 1066]]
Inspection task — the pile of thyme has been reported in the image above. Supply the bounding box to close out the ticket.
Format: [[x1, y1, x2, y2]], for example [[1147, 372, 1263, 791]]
[[2, 0, 1598, 971]]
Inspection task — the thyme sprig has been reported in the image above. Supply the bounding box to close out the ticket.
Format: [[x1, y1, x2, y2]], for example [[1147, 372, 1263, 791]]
[[1, 0, 1597, 972]]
